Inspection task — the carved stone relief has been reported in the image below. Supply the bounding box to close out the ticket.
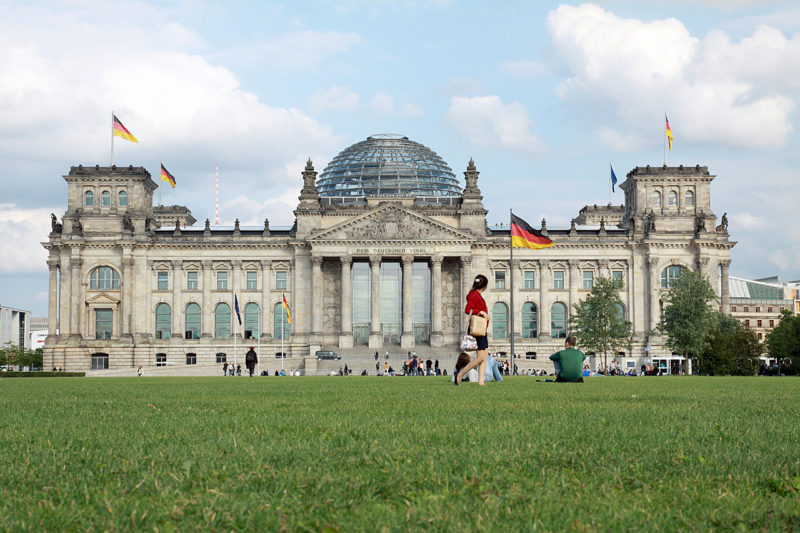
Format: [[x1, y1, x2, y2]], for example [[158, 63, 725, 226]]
[[322, 259, 341, 334], [442, 259, 461, 333]]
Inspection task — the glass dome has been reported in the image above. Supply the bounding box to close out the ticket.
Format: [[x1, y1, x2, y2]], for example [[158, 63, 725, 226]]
[[317, 134, 461, 197]]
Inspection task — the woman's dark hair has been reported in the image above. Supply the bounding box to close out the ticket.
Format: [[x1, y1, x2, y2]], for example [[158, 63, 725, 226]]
[[455, 352, 471, 373], [471, 274, 488, 291]]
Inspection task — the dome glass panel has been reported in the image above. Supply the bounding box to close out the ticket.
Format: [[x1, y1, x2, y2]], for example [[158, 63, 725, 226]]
[[317, 134, 461, 198]]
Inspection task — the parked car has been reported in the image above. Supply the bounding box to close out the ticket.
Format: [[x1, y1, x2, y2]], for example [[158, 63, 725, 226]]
[[316, 350, 341, 360]]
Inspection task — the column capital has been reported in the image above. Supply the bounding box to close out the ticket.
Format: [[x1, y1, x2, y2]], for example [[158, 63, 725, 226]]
[[719, 259, 731, 269], [431, 255, 443, 266], [598, 259, 610, 269], [511, 259, 521, 270], [401, 255, 414, 266], [69, 257, 83, 269], [460, 256, 472, 267], [311, 255, 324, 267], [340, 254, 353, 266], [122, 257, 135, 269], [201, 260, 213, 269], [539, 259, 550, 270], [260, 259, 272, 269], [568, 259, 580, 270], [171, 259, 183, 269], [369, 255, 381, 268], [232, 259, 243, 268], [47, 258, 60, 271], [648, 257, 660, 269]]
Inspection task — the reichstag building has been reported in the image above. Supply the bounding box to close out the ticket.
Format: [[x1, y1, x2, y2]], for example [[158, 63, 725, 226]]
[[43, 134, 734, 373]]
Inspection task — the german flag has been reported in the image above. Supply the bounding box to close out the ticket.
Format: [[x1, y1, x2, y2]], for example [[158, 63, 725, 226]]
[[665, 114, 674, 150], [511, 213, 553, 249], [112, 114, 138, 143], [160, 164, 176, 188], [282, 293, 292, 324]]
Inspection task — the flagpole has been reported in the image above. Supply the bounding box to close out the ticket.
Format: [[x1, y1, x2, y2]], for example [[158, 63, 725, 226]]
[[509, 208, 515, 372], [233, 293, 238, 371], [281, 292, 285, 373], [664, 113, 667, 166], [609, 162, 612, 205], [257, 305, 261, 376], [111, 111, 115, 166]]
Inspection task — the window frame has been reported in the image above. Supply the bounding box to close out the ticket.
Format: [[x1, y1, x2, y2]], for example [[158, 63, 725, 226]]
[[492, 302, 509, 340], [214, 303, 231, 339], [494, 270, 506, 290], [521, 302, 538, 339], [95, 308, 113, 340], [155, 303, 171, 340], [118, 190, 128, 207], [216, 271, 228, 290], [668, 190, 678, 207], [246, 271, 257, 290], [186, 271, 198, 290], [523, 270, 535, 289], [582, 271, 594, 290], [553, 270, 564, 290], [185, 303, 201, 339], [276, 271, 287, 290], [651, 190, 662, 206], [85, 190, 94, 206], [157, 271, 168, 291], [101, 190, 111, 207]]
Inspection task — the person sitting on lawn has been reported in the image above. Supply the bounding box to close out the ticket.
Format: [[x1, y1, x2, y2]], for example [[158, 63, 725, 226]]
[[549, 336, 586, 383]]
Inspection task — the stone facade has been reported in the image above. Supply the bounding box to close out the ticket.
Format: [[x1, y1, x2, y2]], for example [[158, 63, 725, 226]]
[[42, 159, 735, 374]]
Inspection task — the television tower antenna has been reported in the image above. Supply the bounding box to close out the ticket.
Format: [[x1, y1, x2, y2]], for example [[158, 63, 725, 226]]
[[215, 163, 220, 225]]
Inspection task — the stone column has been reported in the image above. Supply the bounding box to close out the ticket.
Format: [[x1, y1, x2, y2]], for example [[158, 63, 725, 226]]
[[697, 256, 710, 281], [539, 260, 551, 338], [339, 255, 353, 348], [69, 257, 83, 339], [232, 259, 242, 340], [58, 250, 71, 341], [121, 255, 134, 338], [648, 257, 661, 332], [430, 255, 444, 347], [368, 255, 382, 348], [720, 259, 731, 314], [47, 258, 59, 342], [511, 259, 522, 343], [460, 257, 472, 308], [261, 260, 272, 340], [171, 260, 182, 339], [568, 259, 580, 313], [310, 255, 323, 344], [201, 260, 213, 338], [401, 255, 415, 349], [599, 259, 610, 280]]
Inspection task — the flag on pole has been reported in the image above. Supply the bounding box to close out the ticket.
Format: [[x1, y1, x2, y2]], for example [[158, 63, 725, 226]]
[[511, 213, 553, 249], [610, 163, 618, 192], [112, 114, 138, 143], [234, 294, 242, 325], [282, 293, 292, 324], [160, 164, 176, 188], [665, 114, 674, 150]]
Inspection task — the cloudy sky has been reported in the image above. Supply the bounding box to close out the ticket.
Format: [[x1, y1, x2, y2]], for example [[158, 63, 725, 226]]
[[2, 0, 799, 317]]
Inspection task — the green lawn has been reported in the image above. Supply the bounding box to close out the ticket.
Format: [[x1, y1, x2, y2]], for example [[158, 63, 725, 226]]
[[1, 376, 799, 531]]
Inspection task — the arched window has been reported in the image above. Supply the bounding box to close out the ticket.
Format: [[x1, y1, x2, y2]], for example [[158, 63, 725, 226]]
[[668, 190, 678, 206], [274, 302, 289, 339], [90, 266, 119, 290], [85, 190, 94, 206], [215, 303, 231, 339], [118, 190, 128, 207], [155, 303, 171, 340], [101, 190, 111, 206], [522, 302, 538, 339], [492, 302, 508, 340], [185, 303, 201, 339], [615, 303, 627, 321], [551, 302, 567, 338], [661, 265, 684, 288], [651, 190, 661, 206], [244, 302, 259, 339], [684, 190, 695, 206]]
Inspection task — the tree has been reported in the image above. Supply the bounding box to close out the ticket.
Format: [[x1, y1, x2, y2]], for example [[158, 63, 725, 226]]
[[569, 276, 632, 375], [697, 312, 761, 375], [657, 269, 717, 374], [0, 343, 43, 370], [766, 310, 800, 374]]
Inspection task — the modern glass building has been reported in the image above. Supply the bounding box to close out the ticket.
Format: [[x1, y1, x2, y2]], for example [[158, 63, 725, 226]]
[[316, 134, 462, 198]]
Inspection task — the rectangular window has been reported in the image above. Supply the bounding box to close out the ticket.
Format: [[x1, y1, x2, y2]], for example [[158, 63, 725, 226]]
[[553, 270, 564, 290], [155, 353, 166, 367], [217, 271, 227, 290], [523, 271, 535, 289], [731, 306, 737, 312], [769, 320, 774, 327], [744, 306, 749, 312], [744, 319, 750, 327], [216, 353, 226, 363], [612, 270, 624, 285], [767, 307, 773, 313], [95, 309, 113, 340], [757, 319, 762, 327], [157, 271, 168, 290], [582, 271, 594, 290], [756, 307, 761, 313], [246, 271, 257, 290], [495, 271, 506, 289], [276, 271, 287, 290], [187, 271, 198, 290], [186, 353, 197, 365], [91, 354, 109, 370]]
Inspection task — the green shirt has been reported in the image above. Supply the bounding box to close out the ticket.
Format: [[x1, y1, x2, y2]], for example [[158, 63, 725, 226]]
[[549, 347, 586, 382]]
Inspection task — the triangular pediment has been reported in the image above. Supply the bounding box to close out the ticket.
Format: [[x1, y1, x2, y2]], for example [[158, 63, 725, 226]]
[[86, 292, 120, 305], [311, 204, 475, 243]]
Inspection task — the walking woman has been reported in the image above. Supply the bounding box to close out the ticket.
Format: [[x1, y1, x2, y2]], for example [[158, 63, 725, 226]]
[[456, 274, 490, 386]]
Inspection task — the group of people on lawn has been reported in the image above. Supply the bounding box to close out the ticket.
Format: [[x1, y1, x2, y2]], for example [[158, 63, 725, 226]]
[[454, 274, 585, 385]]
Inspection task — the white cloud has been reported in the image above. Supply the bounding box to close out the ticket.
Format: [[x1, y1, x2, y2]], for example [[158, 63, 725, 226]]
[[546, 3, 799, 148], [0, 204, 53, 274], [370, 92, 395, 114], [309, 86, 360, 113], [444, 95, 547, 153], [730, 211, 765, 230]]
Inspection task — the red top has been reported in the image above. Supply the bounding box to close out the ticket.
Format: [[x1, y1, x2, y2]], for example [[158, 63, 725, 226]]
[[464, 289, 488, 316]]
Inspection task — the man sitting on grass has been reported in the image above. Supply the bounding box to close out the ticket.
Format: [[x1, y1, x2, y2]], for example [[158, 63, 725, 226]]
[[549, 336, 586, 383]]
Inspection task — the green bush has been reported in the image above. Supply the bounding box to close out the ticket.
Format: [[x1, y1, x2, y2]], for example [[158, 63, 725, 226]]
[[0, 371, 85, 378]]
